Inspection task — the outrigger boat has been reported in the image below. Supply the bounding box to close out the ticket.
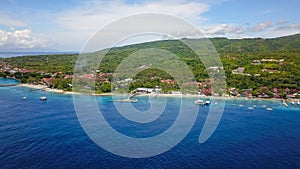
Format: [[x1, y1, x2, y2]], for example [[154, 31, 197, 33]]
[[194, 99, 204, 105]]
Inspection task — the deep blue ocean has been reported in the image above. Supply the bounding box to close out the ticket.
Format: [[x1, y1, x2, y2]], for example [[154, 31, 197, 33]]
[[0, 79, 299, 169]]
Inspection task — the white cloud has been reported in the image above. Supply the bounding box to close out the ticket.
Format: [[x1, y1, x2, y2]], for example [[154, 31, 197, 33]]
[[275, 23, 300, 31], [51, 1, 299, 50], [277, 20, 288, 25], [1, 0, 299, 51], [196, 21, 300, 39], [250, 21, 273, 32], [246, 21, 300, 37], [37, 0, 210, 50], [0, 29, 46, 49], [55, 0, 210, 32], [201, 24, 246, 35]]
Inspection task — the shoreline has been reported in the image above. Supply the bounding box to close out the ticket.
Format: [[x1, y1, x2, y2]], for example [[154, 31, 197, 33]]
[[17, 84, 299, 103], [18, 84, 81, 95], [134, 93, 292, 103]]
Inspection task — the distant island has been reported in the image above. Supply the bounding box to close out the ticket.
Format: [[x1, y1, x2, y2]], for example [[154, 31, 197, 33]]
[[0, 34, 300, 99]]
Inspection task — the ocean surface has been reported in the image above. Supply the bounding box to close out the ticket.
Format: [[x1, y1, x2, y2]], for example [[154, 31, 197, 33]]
[[0, 52, 77, 58], [0, 79, 299, 168]]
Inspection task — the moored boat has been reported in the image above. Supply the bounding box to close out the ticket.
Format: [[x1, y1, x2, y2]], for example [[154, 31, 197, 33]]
[[205, 100, 211, 105], [194, 99, 204, 105], [195, 99, 211, 105], [40, 96, 47, 101], [282, 99, 288, 107]]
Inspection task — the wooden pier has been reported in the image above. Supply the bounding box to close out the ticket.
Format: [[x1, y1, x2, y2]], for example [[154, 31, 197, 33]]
[[0, 84, 19, 87]]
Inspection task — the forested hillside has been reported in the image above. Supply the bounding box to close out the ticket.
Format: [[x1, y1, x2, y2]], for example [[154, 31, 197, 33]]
[[1, 34, 300, 95]]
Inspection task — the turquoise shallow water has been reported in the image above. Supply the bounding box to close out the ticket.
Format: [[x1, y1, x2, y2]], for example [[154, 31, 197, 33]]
[[0, 79, 299, 168], [0, 78, 19, 84]]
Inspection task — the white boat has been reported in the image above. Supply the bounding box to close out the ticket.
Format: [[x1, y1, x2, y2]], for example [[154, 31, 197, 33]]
[[195, 99, 211, 105], [194, 99, 205, 105], [297, 101, 300, 105], [266, 107, 273, 111], [205, 100, 211, 105], [282, 100, 288, 107], [22, 96, 27, 100], [248, 107, 254, 110], [40, 96, 47, 101]]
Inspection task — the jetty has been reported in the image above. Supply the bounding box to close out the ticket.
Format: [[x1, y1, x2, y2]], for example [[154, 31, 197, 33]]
[[29, 87, 48, 91], [0, 84, 18, 87], [109, 98, 138, 103]]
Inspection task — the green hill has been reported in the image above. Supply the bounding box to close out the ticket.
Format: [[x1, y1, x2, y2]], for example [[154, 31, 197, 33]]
[[1, 34, 300, 95]]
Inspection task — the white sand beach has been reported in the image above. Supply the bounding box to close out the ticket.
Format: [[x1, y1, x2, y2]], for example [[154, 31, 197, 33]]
[[17, 83, 300, 103]]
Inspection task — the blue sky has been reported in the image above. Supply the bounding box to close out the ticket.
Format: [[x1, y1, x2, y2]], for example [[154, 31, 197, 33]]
[[0, 0, 299, 51]]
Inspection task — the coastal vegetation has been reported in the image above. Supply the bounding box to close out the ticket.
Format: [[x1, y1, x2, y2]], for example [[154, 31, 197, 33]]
[[0, 34, 300, 98]]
